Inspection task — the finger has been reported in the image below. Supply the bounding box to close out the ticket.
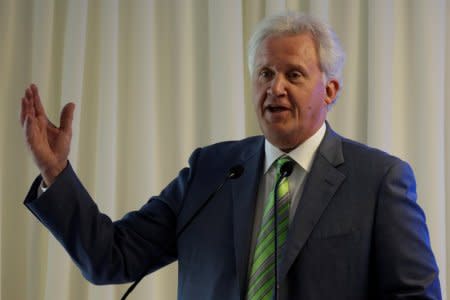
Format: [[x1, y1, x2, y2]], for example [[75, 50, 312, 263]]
[[60, 102, 75, 133], [20, 97, 28, 126], [25, 89, 32, 114], [30, 84, 47, 117], [24, 114, 37, 145], [24, 86, 37, 117], [29, 99, 36, 117], [20, 97, 34, 126]]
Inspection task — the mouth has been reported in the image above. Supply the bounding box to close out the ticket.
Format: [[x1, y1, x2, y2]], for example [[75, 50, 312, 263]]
[[265, 104, 290, 113]]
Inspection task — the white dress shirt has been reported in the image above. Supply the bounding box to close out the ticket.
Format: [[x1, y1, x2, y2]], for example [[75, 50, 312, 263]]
[[248, 123, 326, 270]]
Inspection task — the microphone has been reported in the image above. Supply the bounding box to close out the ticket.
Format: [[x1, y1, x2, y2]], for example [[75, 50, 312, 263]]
[[273, 159, 294, 300], [177, 164, 244, 238], [121, 164, 244, 300], [228, 164, 245, 179], [279, 160, 294, 178]]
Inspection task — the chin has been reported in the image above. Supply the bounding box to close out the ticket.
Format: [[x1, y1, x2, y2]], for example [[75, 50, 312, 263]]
[[265, 132, 300, 152], [278, 143, 299, 153]]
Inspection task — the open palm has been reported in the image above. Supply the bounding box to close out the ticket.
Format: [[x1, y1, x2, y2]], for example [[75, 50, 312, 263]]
[[20, 84, 75, 185]]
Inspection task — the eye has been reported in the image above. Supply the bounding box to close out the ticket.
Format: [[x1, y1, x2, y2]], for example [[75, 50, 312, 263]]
[[258, 68, 274, 80], [287, 70, 303, 81]]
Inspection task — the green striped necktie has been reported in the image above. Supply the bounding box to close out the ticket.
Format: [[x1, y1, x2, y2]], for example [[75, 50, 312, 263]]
[[247, 156, 293, 300]]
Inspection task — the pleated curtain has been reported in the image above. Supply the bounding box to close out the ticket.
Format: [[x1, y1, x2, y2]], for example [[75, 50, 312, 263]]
[[1, 0, 449, 299]]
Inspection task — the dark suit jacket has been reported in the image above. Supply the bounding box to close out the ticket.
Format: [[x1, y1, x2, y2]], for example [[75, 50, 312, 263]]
[[24, 126, 441, 299]]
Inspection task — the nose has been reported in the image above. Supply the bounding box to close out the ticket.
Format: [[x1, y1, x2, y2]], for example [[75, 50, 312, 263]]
[[267, 74, 287, 97]]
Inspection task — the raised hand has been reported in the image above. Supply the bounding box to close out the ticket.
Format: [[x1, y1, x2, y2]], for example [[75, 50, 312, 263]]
[[20, 84, 75, 186]]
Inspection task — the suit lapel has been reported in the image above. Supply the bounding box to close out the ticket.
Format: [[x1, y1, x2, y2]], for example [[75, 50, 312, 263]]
[[232, 138, 265, 299], [279, 126, 346, 281]]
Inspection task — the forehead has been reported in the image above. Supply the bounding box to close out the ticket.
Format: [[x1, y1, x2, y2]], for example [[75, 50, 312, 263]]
[[255, 33, 319, 66]]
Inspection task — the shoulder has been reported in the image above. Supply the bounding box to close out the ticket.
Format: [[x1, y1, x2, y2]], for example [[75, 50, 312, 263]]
[[200, 135, 263, 154], [187, 135, 264, 171], [196, 135, 263, 158], [341, 137, 400, 165], [325, 128, 413, 178]]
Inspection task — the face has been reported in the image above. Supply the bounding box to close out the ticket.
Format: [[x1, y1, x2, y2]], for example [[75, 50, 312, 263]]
[[252, 33, 338, 152]]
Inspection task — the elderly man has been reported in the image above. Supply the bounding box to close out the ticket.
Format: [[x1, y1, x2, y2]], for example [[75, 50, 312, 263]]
[[21, 12, 440, 299]]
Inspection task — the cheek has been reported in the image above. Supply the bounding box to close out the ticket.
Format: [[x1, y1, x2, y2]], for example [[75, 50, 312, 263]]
[[252, 87, 266, 109], [292, 87, 324, 115], [312, 82, 327, 100], [252, 97, 259, 112], [304, 85, 327, 112]]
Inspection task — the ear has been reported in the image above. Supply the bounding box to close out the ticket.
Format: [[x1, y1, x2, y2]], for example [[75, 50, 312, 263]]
[[324, 79, 340, 105]]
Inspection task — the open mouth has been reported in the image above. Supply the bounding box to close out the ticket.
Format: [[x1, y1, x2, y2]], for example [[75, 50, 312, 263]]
[[266, 105, 289, 113]]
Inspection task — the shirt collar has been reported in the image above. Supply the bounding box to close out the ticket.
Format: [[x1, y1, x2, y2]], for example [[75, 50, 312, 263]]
[[264, 122, 326, 173]]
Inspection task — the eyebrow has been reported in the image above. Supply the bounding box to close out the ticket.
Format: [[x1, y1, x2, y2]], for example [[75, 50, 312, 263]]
[[285, 63, 308, 72], [255, 63, 309, 74]]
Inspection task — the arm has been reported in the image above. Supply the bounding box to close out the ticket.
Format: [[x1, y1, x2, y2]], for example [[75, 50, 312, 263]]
[[375, 161, 441, 299], [20, 84, 193, 284], [24, 160, 189, 284]]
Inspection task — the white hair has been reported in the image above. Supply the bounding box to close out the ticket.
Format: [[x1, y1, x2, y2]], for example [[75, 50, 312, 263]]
[[248, 12, 346, 101]]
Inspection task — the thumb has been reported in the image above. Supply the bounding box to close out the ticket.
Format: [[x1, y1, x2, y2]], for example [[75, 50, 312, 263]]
[[60, 102, 75, 133]]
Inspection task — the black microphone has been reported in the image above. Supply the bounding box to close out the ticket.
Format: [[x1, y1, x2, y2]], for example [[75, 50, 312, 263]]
[[228, 165, 245, 179], [273, 159, 294, 300], [279, 160, 294, 178], [121, 164, 244, 300]]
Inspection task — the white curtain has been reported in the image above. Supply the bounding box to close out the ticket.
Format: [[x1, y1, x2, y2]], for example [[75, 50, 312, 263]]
[[1, 0, 448, 299]]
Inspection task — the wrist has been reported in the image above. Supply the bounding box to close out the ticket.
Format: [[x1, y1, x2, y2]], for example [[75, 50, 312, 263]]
[[41, 160, 68, 186]]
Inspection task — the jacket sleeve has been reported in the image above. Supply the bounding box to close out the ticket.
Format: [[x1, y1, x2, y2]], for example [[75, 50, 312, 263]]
[[24, 149, 201, 285], [374, 160, 441, 299]]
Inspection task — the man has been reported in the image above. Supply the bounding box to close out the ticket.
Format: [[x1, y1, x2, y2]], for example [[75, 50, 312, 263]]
[[21, 12, 440, 299]]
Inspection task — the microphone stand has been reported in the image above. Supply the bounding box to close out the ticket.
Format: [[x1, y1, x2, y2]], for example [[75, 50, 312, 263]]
[[121, 165, 244, 300]]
